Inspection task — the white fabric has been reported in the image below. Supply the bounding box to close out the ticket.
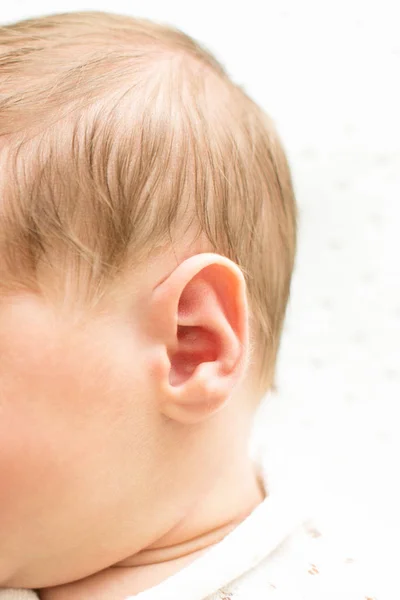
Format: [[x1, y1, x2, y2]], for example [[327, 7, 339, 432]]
[[0, 593, 37, 600], [0, 458, 381, 600]]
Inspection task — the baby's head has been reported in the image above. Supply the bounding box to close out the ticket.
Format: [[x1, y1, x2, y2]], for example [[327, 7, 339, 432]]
[[0, 12, 296, 589]]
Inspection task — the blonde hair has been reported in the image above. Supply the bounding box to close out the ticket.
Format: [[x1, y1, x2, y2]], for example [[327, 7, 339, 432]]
[[0, 11, 297, 393]]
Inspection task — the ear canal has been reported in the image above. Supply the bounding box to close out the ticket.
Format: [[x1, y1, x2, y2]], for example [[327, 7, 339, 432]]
[[170, 325, 219, 386]]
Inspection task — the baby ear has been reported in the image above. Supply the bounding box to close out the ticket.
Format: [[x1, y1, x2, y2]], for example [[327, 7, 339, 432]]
[[148, 253, 249, 424]]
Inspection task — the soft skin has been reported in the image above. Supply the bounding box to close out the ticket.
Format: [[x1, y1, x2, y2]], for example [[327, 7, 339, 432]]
[[0, 250, 264, 597]]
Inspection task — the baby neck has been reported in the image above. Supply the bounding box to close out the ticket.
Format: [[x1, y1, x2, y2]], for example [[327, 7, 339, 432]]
[[118, 454, 265, 567], [39, 456, 265, 599]]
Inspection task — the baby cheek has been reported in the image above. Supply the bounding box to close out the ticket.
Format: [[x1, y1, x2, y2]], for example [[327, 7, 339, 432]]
[[0, 407, 68, 526], [0, 362, 84, 533]]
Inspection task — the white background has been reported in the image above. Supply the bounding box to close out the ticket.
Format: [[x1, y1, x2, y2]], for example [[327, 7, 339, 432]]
[[1, 0, 399, 585]]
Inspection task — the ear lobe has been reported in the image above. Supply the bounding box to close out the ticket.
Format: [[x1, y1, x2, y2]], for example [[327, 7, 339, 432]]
[[150, 254, 249, 424]]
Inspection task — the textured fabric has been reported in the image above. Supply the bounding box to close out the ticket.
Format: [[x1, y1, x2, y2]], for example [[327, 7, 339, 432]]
[[0, 592, 38, 600], [201, 523, 379, 600]]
